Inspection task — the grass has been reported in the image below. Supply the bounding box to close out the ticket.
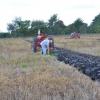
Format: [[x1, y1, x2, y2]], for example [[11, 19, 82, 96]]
[[0, 35, 100, 100], [54, 34, 100, 56]]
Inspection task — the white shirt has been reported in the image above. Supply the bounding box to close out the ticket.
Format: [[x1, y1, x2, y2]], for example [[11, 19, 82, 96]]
[[40, 39, 50, 46]]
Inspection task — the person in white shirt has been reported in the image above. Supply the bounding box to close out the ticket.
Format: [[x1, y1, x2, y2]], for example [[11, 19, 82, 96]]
[[40, 39, 52, 55], [70, 32, 73, 38]]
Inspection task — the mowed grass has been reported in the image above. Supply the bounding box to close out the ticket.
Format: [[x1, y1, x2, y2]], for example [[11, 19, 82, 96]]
[[54, 34, 100, 56], [0, 35, 100, 100]]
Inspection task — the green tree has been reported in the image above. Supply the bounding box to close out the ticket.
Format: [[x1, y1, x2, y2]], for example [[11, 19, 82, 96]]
[[7, 23, 15, 33], [47, 14, 58, 35], [79, 23, 87, 34], [73, 18, 84, 33], [89, 25, 100, 33], [31, 20, 47, 35], [17, 20, 31, 36], [88, 13, 100, 33], [48, 14, 58, 26], [7, 17, 22, 37], [55, 20, 65, 28], [48, 14, 66, 35], [91, 13, 100, 26], [54, 20, 65, 35], [64, 24, 77, 34]]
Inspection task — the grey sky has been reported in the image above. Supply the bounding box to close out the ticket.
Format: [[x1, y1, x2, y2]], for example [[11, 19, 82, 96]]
[[0, 0, 100, 32]]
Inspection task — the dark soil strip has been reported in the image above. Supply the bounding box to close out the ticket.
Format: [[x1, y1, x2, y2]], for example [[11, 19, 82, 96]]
[[54, 47, 100, 82]]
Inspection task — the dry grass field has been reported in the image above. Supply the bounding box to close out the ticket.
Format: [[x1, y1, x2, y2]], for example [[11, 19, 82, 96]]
[[54, 34, 100, 56], [0, 34, 100, 100]]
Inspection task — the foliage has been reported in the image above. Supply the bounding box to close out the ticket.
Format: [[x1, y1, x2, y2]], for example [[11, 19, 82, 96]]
[[20, 62, 27, 68], [31, 20, 47, 35], [47, 14, 66, 35], [48, 14, 58, 26], [63, 24, 77, 34], [91, 13, 100, 26], [7, 17, 22, 37], [7, 23, 15, 32], [88, 25, 100, 33], [63, 18, 88, 34], [7, 17, 21, 32], [0, 32, 11, 38], [17, 20, 31, 36], [88, 13, 100, 33], [79, 23, 87, 33], [73, 18, 83, 33], [6, 13, 100, 37]]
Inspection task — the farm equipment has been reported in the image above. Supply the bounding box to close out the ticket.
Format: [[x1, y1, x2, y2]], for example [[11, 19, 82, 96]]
[[31, 33, 54, 53], [70, 33, 80, 39]]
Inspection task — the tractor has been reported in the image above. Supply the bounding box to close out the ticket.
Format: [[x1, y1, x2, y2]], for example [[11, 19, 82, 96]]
[[31, 33, 54, 53], [70, 32, 80, 39]]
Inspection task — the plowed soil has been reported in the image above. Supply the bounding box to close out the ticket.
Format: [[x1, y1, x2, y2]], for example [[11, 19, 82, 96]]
[[55, 47, 100, 81]]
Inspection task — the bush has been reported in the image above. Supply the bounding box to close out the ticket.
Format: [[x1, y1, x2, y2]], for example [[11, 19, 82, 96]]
[[0, 33, 11, 38]]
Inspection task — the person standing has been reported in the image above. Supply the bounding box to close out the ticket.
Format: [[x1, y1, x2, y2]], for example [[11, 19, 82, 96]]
[[40, 39, 52, 55]]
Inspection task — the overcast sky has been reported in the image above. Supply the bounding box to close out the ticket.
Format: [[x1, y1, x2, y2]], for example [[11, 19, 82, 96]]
[[0, 0, 100, 32]]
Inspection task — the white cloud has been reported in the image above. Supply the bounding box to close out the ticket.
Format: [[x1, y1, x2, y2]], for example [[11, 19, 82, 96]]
[[0, 0, 100, 32]]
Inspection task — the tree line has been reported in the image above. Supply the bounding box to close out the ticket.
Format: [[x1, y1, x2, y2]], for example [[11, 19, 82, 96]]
[[0, 13, 100, 38]]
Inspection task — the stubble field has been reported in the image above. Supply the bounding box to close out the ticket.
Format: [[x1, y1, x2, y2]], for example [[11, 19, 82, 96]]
[[0, 34, 100, 100]]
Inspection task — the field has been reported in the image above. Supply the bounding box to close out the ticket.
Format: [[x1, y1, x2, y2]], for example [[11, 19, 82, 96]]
[[0, 34, 100, 100]]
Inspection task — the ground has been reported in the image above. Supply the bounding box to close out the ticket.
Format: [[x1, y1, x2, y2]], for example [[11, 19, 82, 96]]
[[54, 46, 100, 81]]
